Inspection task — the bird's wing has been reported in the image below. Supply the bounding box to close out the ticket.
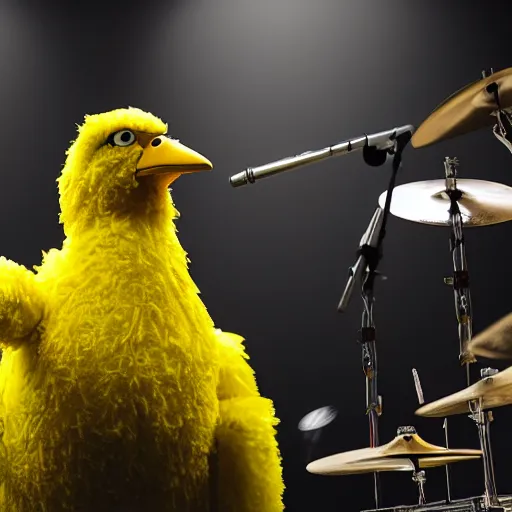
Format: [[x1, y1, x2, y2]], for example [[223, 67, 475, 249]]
[[213, 329, 284, 511], [0, 256, 45, 348]]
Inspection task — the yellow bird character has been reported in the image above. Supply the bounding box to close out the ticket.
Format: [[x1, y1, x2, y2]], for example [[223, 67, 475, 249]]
[[0, 108, 284, 511]]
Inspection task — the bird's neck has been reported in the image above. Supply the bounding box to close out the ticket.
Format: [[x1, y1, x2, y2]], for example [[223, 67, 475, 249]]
[[61, 210, 190, 284]]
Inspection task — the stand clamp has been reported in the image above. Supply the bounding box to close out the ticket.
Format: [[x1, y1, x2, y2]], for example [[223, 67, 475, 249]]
[[483, 68, 512, 153]]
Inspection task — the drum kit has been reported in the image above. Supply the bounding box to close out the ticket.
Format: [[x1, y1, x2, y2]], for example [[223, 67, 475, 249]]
[[229, 65, 512, 510], [300, 67, 512, 511]]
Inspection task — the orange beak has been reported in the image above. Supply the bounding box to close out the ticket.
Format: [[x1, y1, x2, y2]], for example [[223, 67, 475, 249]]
[[136, 135, 213, 177]]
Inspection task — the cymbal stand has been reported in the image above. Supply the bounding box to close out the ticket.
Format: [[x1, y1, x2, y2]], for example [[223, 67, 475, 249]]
[[361, 264, 382, 508], [483, 68, 512, 153], [443, 418, 452, 504], [412, 468, 427, 506], [444, 158, 501, 510], [404, 429, 428, 507], [443, 156, 472, 505], [444, 157, 474, 387], [338, 131, 413, 510], [468, 377, 500, 511]]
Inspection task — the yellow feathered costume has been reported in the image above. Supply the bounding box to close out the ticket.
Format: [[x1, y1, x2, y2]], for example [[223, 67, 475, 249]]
[[0, 108, 284, 511]]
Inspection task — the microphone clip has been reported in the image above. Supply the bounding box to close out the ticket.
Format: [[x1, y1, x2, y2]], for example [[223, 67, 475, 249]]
[[363, 145, 389, 167], [363, 127, 410, 167], [338, 207, 385, 312]]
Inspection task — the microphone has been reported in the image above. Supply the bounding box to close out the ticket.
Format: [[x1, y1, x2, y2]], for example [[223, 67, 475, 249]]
[[337, 207, 384, 312], [229, 124, 415, 187]]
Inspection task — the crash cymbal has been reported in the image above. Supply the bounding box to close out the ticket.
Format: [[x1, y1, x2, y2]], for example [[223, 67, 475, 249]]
[[378, 179, 512, 227], [468, 313, 512, 359], [416, 366, 512, 417], [306, 426, 481, 475], [412, 67, 512, 148]]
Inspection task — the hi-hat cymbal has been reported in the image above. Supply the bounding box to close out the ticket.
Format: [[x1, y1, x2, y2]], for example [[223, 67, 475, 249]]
[[412, 67, 512, 148], [468, 313, 512, 359], [416, 366, 512, 417], [378, 179, 512, 227], [306, 427, 481, 476], [307, 454, 480, 476]]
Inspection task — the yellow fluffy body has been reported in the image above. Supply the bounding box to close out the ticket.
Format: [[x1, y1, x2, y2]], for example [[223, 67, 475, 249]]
[[0, 108, 284, 511]]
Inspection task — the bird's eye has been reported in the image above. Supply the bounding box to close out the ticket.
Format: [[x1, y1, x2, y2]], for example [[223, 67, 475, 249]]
[[109, 130, 136, 147]]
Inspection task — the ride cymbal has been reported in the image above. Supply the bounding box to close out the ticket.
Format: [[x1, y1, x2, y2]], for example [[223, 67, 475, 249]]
[[378, 179, 512, 227], [306, 426, 481, 476], [468, 313, 512, 360], [412, 67, 512, 148], [416, 366, 512, 417]]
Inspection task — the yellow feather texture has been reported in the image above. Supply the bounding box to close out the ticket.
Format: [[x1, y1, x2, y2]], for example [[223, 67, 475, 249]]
[[0, 108, 283, 511], [0, 257, 44, 343], [214, 331, 284, 511], [216, 397, 283, 512]]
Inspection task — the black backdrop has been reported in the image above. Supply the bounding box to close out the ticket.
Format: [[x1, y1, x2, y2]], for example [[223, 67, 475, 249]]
[[1, 0, 512, 510]]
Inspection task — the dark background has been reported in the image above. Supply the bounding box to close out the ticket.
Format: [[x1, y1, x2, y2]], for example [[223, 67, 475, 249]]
[[1, 0, 512, 510]]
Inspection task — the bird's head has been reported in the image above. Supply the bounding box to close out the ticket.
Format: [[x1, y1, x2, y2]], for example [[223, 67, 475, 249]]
[[58, 107, 212, 236]]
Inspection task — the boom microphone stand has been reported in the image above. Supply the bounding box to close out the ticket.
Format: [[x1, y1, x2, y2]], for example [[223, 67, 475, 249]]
[[338, 131, 412, 509]]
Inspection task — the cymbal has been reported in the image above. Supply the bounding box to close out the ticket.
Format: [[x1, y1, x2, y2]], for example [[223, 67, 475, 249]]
[[318, 456, 415, 474], [468, 313, 512, 359], [307, 455, 480, 476], [307, 427, 481, 476], [416, 366, 512, 417], [412, 67, 512, 148], [378, 179, 512, 227]]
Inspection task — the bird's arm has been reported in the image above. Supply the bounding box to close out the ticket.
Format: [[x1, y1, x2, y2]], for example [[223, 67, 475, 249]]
[[0, 257, 44, 347], [213, 330, 284, 512]]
